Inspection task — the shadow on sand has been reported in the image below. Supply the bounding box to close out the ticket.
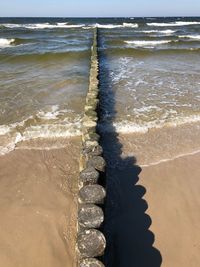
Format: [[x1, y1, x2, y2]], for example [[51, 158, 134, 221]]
[[97, 30, 162, 267]]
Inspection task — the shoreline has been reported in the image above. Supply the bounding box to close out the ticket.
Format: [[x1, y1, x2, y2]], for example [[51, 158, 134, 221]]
[[118, 120, 200, 167], [0, 137, 81, 267]]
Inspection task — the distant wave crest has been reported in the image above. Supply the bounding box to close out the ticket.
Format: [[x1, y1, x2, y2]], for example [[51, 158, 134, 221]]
[[138, 29, 175, 34], [125, 40, 172, 47], [1, 23, 85, 29], [179, 34, 200, 40], [147, 21, 200, 27]]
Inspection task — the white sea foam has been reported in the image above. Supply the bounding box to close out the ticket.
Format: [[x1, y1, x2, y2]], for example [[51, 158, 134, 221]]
[[56, 22, 68, 26], [122, 23, 138, 28], [179, 35, 200, 40], [22, 123, 81, 140], [139, 29, 175, 34], [125, 40, 171, 46], [0, 132, 24, 156], [0, 38, 15, 47], [1, 23, 22, 28], [147, 21, 200, 27], [99, 114, 200, 134], [37, 105, 60, 120], [1, 22, 139, 30], [2, 23, 85, 29], [91, 23, 138, 29], [0, 121, 82, 156], [0, 105, 83, 156], [0, 125, 12, 135], [25, 23, 85, 29]]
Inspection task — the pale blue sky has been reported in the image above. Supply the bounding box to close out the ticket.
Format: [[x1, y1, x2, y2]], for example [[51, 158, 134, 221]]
[[0, 0, 199, 17]]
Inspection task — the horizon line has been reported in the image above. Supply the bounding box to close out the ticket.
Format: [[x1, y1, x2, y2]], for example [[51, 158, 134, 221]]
[[0, 15, 200, 18]]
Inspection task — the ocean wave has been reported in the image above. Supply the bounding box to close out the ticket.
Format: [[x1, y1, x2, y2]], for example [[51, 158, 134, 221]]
[[90, 23, 138, 29], [105, 46, 200, 57], [179, 35, 200, 40], [147, 21, 200, 27], [1, 23, 85, 29], [0, 123, 82, 156], [122, 23, 138, 28], [138, 29, 176, 34], [125, 40, 172, 47], [0, 50, 90, 63], [37, 105, 60, 120], [99, 114, 200, 134], [2, 22, 139, 30], [0, 38, 15, 47], [0, 109, 82, 156]]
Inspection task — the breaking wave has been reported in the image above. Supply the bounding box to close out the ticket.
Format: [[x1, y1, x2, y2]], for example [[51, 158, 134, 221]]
[[138, 29, 176, 34], [147, 21, 200, 27], [99, 114, 200, 134], [0, 38, 15, 47], [179, 35, 200, 40], [1, 23, 85, 29], [125, 40, 172, 47]]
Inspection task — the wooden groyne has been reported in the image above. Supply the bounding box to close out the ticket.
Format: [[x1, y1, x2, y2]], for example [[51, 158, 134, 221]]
[[76, 28, 106, 267]]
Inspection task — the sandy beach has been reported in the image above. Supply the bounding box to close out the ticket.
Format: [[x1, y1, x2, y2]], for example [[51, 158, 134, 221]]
[[140, 151, 200, 267], [102, 122, 200, 267], [0, 137, 80, 267], [118, 124, 200, 266], [1, 16, 200, 267]]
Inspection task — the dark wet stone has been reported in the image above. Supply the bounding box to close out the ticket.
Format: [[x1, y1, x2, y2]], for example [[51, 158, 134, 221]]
[[80, 167, 99, 185], [79, 185, 106, 204], [78, 204, 104, 228], [79, 258, 105, 267], [87, 156, 106, 172], [77, 229, 106, 258]]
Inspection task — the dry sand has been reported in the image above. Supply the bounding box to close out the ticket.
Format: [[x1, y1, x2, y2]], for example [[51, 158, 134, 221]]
[[140, 152, 200, 267], [0, 137, 81, 267]]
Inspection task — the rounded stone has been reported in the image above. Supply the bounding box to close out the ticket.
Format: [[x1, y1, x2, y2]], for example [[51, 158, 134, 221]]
[[87, 91, 98, 98], [79, 185, 106, 204], [84, 115, 98, 123], [84, 140, 99, 149], [80, 167, 99, 185], [77, 229, 106, 258], [82, 120, 97, 129], [83, 132, 100, 142], [84, 105, 97, 112], [82, 126, 97, 135], [86, 99, 99, 108], [85, 109, 97, 116], [87, 156, 106, 172], [79, 258, 105, 267], [83, 144, 103, 157], [78, 204, 104, 228]]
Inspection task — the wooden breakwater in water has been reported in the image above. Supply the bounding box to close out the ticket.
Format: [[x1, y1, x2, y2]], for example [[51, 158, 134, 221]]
[[76, 28, 106, 267]]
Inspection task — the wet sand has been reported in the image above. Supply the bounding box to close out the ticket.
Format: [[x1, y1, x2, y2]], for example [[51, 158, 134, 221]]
[[0, 137, 80, 267], [102, 124, 200, 267], [140, 152, 200, 267], [118, 125, 200, 266]]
